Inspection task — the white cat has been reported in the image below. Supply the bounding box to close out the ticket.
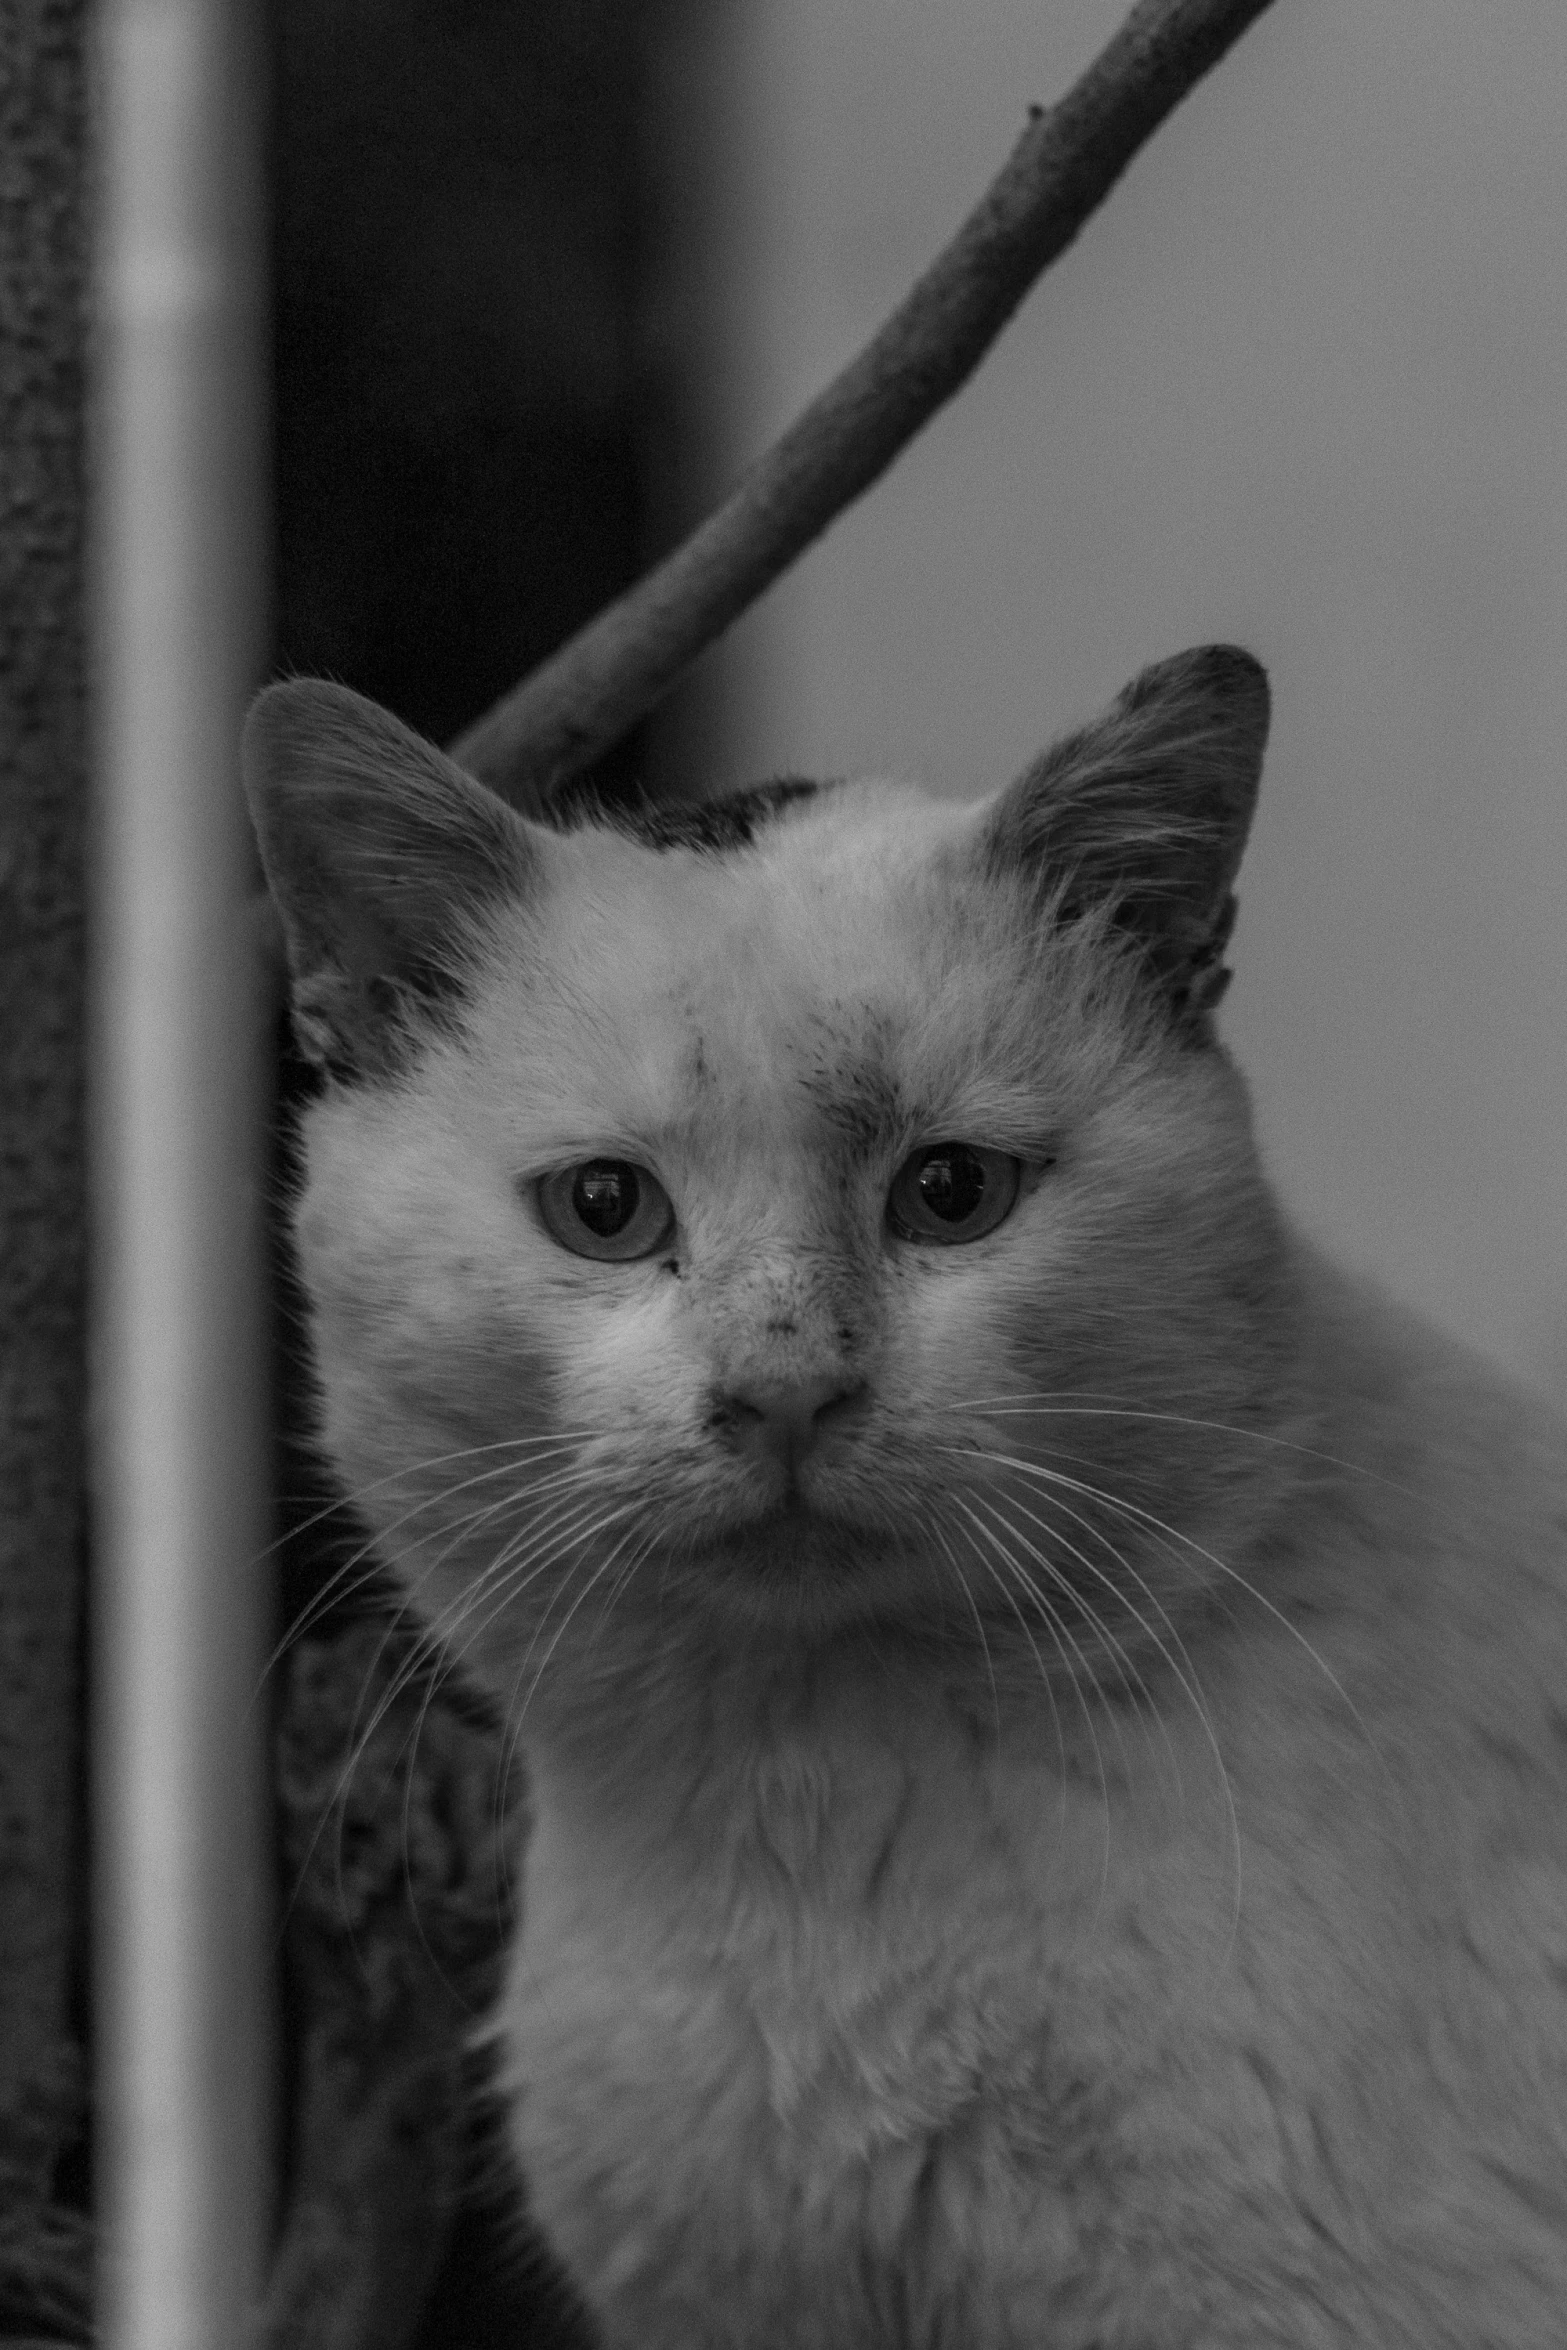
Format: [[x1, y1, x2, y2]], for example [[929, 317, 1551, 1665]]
[[246, 647, 1567, 2348]]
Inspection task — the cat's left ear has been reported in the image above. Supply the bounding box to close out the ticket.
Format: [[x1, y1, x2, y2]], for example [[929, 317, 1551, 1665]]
[[985, 644, 1269, 1026], [242, 679, 537, 1076]]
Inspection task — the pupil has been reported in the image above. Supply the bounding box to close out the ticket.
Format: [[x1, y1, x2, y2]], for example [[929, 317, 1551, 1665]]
[[573, 1161, 637, 1237], [919, 1146, 985, 1223]]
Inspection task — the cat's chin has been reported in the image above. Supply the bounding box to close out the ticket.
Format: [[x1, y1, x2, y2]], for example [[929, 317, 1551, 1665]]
[[675, 1502, 925, 1635]]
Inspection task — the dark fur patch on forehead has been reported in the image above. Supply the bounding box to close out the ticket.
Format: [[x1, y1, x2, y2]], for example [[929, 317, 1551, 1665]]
[[801, 1014, 907, 1160], [551, 776, 822, 853]]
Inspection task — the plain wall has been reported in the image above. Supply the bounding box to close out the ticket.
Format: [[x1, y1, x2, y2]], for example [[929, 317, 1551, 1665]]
[[670, 0, 1567, 1400]]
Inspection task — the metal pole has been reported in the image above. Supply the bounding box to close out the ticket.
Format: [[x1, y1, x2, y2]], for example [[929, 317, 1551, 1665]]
[[91, 1, 271, 2341]]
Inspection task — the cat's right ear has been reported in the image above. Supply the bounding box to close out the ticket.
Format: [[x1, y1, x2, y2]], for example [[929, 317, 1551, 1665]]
[[984, 644, 1269, 1028], [242, 679, 535, 1077]]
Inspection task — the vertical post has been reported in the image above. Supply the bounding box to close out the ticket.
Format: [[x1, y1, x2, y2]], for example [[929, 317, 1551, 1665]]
[[91, 1, 271, 2343]]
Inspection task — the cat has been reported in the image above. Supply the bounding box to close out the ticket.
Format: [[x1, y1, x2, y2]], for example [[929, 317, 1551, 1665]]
[[245, 645, 1567, 2349]]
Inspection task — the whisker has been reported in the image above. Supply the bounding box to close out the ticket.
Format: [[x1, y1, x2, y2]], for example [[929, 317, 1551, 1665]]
[[257, 1427, 605, 1570], [298, 1490, 633, 1943], [445, 1490, 642, 1665], [962, 1549, 1074, 1857], [926, 1516, 1001, 1739], [489, 1510, 649, 1805], [264, 1457, 586, 1683], [959, 1394, 1407, 1495], [960, 1465, 1201, 1809], [262, 1435, 602, 1675], [951, 1495, 1116, 1902], [962, 1488, 1164, 1804], [955, 1507, 1113, 1909], [943, 1497, 1073, 1791], [942, 1447, 1250, 1943], [982, 1444, 1393, 1802], [279, 1482, 618, 1936]]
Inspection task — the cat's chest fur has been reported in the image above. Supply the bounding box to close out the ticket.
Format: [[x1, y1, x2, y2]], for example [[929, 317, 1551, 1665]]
[[502, 1684, 1124, 2343], [498, 1640, 1399, 2349]]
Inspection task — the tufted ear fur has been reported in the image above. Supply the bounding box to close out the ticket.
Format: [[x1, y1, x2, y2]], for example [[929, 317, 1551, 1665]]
[[985, 644, 1269, 1027], [242, 680, 534, 1076]]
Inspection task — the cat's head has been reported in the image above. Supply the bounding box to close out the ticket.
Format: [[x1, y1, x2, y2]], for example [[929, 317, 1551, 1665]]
[[246, 648, 1303, 1704]]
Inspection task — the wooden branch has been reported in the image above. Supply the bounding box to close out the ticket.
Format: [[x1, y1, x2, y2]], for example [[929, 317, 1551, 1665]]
[[450, 0, 1278, 808]]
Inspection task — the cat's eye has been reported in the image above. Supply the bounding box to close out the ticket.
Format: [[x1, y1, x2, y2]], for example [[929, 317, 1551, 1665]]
[[886, 1143, 1021, 1246], [536, 1159, 675, 1262]]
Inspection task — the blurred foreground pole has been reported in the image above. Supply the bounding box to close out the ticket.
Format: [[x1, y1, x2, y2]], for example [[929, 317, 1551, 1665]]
[[0, 0, 92, 2331], [92, 1, 271, 2343]]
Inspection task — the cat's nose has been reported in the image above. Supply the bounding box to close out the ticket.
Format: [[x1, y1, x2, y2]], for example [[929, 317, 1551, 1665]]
[[710, 1374, 867, 1470]]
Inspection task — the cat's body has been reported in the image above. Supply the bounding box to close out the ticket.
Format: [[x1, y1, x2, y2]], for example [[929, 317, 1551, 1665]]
[[246, 652, 1567, 2348]]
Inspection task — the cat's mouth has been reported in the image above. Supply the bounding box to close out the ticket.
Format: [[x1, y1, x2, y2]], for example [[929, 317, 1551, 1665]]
[[733, 1449, 900, 1541], [677, 1493, 910, 1629], [716, 1492, 864, 1551], [750, 1492, 855, 1542]]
